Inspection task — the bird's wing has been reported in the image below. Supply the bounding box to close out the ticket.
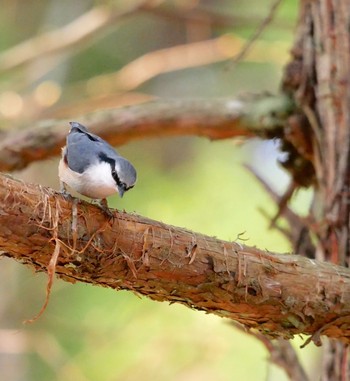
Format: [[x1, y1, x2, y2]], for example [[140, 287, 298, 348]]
[[69, 122, 107, 144], [66, 122, 120, 173]]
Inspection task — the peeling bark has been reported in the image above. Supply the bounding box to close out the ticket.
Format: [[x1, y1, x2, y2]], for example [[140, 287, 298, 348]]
[[1, 173, 350, 344], [282, 0, 350, 379], [283, 0, 350, 264]]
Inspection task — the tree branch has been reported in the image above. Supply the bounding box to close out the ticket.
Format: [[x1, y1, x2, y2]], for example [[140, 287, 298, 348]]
[[1, 172, 350, 343], [0, 94, 293, 172], [0, 2, 153, 73], [141, 3, 294, 30]]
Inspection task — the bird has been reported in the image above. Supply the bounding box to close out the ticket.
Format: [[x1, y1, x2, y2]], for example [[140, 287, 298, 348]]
[[58, 122, 136, 213]]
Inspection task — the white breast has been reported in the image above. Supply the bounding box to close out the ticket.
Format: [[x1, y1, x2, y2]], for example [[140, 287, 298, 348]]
[[59, 159, 118, 199]]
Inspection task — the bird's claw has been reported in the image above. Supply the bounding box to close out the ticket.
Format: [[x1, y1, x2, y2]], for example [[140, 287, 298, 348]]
[[98, 199, 116, 221], [60, 189, 73, 200], [59, 182, 73, 200]]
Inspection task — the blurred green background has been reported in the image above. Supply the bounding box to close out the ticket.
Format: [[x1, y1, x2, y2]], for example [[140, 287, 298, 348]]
[[0, 1, 320, 380]]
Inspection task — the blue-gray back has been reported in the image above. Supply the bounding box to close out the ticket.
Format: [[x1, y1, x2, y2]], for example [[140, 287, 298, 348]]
[[66, 122, 120, 173]]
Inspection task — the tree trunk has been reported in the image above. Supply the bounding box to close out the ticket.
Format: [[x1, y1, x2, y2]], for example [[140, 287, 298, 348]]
[[282, 0, 350, 379]]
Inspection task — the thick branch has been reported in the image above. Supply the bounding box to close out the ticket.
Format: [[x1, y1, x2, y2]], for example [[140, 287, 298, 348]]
[[1, 173, 350, 343], [0, 94, 292, 172]]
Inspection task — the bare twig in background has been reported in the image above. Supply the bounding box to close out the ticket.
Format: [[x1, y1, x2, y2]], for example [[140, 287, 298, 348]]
[[29, 35, 289, 119], [0, 31, 290, 123], [90, 37, 238, 92], [232, 323, 309, 381], [245, 164, 315, 258], [272, 340, 310, 381], [141, 3, 294, 30], [60, 32, 289, 97], [227, 0, 284, 67], [1, 173, 350, 342], [0, 94, 293, 172], [0, 1, 154, 73], [0, 0, 289, 76], [141, 3, 240, 29]]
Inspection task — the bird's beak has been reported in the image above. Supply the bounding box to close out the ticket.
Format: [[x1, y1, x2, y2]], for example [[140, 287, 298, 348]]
[[118, 185, 125, 198]]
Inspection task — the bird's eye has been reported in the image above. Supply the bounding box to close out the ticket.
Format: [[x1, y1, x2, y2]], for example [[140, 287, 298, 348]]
[[111, 169, 121, 185]]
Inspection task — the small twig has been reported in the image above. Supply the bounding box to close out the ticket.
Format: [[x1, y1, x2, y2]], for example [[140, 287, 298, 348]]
[[141, 4, 294, 30], [245, 163, 316, 258], [274, 339, 310, 381], [301, 316, 350, 349], [49, 33, 291, 118], [141, 3, 240, 29], [269, 180, 297, 228], [235, 231, 249, 242], [244, 164, 298, 225], [231, 323, 309, 381], [227, 0, 284, 68]]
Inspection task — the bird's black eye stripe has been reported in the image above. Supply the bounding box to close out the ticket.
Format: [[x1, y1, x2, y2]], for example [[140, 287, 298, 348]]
[[98, 152, 122, 187], [98, 152, 115, 166], [111, 169, 123, 187], [98, 152, 132, 191]]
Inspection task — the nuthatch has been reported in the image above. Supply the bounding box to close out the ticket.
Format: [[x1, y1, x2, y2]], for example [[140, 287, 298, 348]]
[[58, 122, 136, 209]]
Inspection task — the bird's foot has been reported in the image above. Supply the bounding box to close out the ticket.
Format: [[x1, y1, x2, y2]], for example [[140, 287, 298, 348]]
[[59, 182, 73, 200], [60, 189, 73, 200], [98, 199, 116, 220]]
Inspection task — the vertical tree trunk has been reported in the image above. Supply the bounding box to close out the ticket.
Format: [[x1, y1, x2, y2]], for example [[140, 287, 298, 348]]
[[283, 0, 350, 379]]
